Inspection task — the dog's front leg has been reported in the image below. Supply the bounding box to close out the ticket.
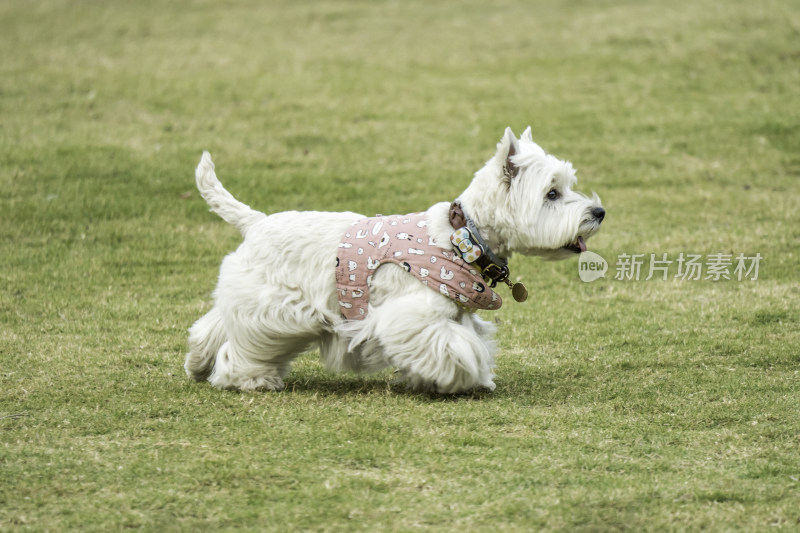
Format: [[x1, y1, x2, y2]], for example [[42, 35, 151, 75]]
[[346, 269, 497, 393]]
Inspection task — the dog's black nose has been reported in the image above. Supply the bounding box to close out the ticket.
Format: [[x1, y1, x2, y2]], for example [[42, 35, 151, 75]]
[[591, 207, 605, 222]]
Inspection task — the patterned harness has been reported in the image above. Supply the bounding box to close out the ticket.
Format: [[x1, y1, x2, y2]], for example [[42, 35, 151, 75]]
[[335, 212, 502, 320]]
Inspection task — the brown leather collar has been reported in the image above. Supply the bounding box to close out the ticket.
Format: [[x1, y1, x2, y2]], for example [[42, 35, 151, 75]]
[[448, 202, 510, 288], [448, 202, 529, 302], [449, 202, 468, 231]]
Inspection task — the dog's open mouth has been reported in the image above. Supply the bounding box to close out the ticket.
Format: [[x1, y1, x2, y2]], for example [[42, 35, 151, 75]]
[[563, 236, 587, 254]]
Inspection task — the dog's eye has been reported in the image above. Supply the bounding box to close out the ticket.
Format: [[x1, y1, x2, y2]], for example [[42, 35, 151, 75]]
[[547, 189, 560, 201]]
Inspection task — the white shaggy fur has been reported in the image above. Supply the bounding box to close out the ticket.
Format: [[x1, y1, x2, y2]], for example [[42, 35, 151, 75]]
[[185, 127, 604, 394]]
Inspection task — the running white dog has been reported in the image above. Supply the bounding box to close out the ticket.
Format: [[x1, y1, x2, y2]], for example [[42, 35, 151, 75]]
[[185, 127, 604, 393]]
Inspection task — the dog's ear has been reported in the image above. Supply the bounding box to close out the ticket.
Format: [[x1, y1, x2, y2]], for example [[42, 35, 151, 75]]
[[521, 126, 533, 142], [498, 127, 520, 184]]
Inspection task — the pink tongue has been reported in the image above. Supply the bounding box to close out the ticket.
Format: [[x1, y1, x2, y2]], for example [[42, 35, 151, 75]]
[[577, 236, 587, 253]]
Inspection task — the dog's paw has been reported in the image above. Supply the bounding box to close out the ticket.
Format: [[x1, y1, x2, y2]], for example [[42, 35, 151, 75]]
[[239, 375, 285, 392], [477, 380, 496, 392], [392, 371, 436, 394], [396, 372, 495, 395]]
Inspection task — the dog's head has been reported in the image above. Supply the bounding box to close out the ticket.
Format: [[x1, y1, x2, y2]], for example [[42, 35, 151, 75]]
[[458, 127, 604, 260]]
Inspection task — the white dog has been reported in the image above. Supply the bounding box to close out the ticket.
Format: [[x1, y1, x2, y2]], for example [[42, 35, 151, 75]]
[[185, 127, 604, 393]]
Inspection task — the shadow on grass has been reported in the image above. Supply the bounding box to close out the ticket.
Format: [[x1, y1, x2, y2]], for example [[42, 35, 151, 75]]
[[282, 372, 495, 402]]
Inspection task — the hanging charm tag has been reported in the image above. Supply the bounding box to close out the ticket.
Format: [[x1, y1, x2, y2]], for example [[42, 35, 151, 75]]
[[502, 278, 528, 303], [512, 282, 528, 303]]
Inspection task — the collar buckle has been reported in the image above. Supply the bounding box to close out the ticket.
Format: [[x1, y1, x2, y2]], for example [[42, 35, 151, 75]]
[[481, 263, 509, 288]]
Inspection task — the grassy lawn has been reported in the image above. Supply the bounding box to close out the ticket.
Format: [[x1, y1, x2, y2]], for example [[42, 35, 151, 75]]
[[2, 0, 799, 530]]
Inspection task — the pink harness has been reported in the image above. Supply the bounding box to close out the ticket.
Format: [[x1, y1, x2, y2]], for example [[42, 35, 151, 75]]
[[335, 212, 502, 320]]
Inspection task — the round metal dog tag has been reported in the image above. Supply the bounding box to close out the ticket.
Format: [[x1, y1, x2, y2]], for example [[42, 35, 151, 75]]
[[512, 282, 528, 303]]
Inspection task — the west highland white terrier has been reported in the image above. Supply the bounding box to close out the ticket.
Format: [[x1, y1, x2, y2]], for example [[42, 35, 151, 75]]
[[185, 127, 604, 393]]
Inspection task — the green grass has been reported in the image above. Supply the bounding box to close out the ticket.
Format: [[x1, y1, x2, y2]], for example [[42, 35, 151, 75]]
[[2, 0, 799, 530]]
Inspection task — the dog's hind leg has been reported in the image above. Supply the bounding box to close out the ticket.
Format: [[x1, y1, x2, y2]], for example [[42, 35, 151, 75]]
[[206, 342, 284, 391], [186, 306, 307, 390], [207, 335, 313, 392], [185, 307, 226, 381], [208, 341, 312, 391]]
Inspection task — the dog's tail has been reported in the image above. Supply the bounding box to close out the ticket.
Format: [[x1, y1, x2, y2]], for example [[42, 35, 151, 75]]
[[195, 151, 266, 235]]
